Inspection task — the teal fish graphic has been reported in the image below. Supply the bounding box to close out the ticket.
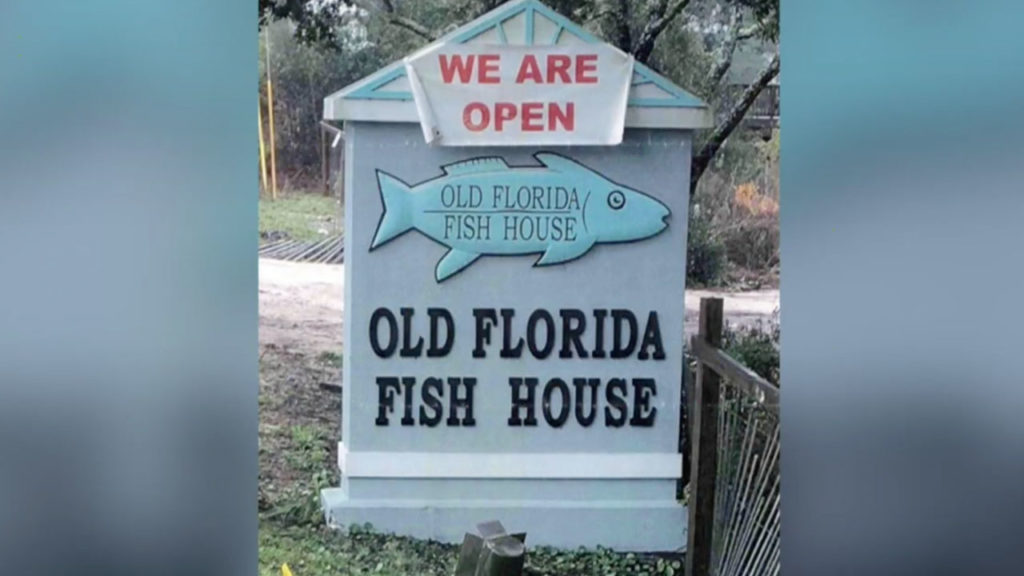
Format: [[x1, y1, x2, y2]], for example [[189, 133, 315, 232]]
[[370, 152, 670, 282]]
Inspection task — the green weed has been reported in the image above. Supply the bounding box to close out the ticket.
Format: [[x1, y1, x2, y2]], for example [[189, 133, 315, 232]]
[[317, 350, 343, 368], [259, 195, 342, 242]]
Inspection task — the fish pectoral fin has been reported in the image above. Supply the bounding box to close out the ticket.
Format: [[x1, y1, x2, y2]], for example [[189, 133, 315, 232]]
[[534, 152, 588, 173], [435, 249, 481, 282], [535, 240, 595, 266]]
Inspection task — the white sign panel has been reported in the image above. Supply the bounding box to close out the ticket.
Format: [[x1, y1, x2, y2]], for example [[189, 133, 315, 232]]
[[405, 43, 634, 146]]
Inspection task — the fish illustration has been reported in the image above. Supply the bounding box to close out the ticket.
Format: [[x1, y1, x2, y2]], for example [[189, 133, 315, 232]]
[[370, 152, 670, 282]]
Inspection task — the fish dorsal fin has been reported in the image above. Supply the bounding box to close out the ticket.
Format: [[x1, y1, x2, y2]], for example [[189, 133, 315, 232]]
[[441, 157, 508, 176], [534, 152, 588, 173]]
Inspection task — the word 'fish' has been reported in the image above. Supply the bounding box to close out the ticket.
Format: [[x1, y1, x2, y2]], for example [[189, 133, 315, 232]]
[[370, 152, 670, 282]]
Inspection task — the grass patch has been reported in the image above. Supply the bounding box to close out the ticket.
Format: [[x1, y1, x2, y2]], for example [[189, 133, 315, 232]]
[[260, 522, 456, 576], [287, 425, 330, 473], [260, 194, 342, 242], [317, 350, 343, 368], [259, 520, 684, 576]]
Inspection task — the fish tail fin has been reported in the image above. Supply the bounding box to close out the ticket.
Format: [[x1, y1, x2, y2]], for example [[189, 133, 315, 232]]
[[371, 171, 415, 249]]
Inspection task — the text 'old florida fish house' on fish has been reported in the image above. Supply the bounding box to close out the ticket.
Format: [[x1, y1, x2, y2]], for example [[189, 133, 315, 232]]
[[438, 178, 584, 242]]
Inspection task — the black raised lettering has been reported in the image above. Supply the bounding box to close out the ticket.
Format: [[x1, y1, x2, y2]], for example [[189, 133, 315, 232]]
[[375, 377, 401, 426], [637, 312, 666, 360], [500, 308, 525, 358], [508, 377, 538, 426], [473, 308, 498, 358], [527, 310, 556, 359], [400, 377, 415, 426], [542, 378, 571, 427], [592, 309, 608, 358], [611, 310, 638, 359], [604, 377, 628, 427], [399, 308, 424, 357], [369, 308, 398, 358], [559, 309, 588, 359], [630, 378, 657, 426], [447, 377, 476, 426], [573, 378, 600, 427], [427, 308, 455, 357], [419, 377, 444, 427]]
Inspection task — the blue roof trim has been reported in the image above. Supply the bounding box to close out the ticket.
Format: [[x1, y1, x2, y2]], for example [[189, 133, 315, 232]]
[[362, 91, 414, 101], [347, 67, 408, 100], [524, 5, 535, 44], [551, 25, 564, 44], [632, 61, 705, 107], [341, 0, 706, 109]]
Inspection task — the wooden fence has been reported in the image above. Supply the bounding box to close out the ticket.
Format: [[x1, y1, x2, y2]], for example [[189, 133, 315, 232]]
[[686, 298, 780, 576]]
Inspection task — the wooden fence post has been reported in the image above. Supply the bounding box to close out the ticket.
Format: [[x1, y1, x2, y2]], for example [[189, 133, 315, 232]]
[[686, 297, 723, 576], [321, 126, 329, 196]]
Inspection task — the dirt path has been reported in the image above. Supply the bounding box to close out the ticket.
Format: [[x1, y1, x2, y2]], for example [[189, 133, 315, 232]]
[[259, 259, 344, 356], [258, 258, 778, 354]]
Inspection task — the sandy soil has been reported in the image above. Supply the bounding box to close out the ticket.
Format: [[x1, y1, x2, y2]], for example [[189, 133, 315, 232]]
[[259, 259, 345, 356], [258, 258, 779, 355]]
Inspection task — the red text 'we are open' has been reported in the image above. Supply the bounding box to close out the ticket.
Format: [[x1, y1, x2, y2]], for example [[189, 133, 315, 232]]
[[438, 53, 599, 133]]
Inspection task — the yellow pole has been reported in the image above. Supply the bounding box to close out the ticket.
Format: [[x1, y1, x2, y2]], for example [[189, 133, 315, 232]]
[[258, 103, 269, 196], [265, 26, 278, 200]]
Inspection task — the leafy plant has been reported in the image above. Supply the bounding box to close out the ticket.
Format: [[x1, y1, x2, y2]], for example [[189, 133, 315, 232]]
[[317, 350, 343, 368], [687, 206, 726, 287], [723, 309, 780, 386], [288, 425, 328, 472]]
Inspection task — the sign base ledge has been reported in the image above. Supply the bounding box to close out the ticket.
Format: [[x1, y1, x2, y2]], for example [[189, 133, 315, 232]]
[[321, 487, 687, 552]]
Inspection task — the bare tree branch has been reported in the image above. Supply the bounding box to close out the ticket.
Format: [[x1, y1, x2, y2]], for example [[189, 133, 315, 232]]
[[363, 0, 438, 41], [612, 0, 633, 53], [691, 52, 779, 195], [736, 24, 759, 41], [388, 14, 437, 40], [707, 7, 743, 88], [632, 0, 692, 63]]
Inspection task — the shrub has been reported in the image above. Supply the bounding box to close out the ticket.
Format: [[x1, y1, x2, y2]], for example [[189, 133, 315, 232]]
[[687, 206, 726, 287], [724, 182, 779, 270], [723, 309, 780, 386], [691, 130, 780, 285]]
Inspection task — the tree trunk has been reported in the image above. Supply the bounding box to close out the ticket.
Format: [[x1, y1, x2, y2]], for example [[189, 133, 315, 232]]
[[611, 0, 632, 53], [690, 53, 779, 196], [707, 8, 743, 88], [632, 0, 691, 63]]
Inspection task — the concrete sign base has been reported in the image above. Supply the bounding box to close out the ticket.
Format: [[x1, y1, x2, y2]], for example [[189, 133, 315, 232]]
[[322, 487, 686, 551]]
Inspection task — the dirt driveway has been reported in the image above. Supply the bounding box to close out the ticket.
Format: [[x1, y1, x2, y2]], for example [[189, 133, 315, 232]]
[[258, 258, 778, 355]]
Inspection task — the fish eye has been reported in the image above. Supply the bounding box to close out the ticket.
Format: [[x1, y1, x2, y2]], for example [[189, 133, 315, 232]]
[[608, 190, 626, 210]]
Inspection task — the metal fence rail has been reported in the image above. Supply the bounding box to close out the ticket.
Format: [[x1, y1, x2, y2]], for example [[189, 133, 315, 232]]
[[687, 298, 780, 576], [258, 235, 344, 264]]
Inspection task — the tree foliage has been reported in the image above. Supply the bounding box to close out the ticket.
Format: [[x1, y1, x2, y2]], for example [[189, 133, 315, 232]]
[[259, 0, 351, 46], [260, 0, 779, 194]]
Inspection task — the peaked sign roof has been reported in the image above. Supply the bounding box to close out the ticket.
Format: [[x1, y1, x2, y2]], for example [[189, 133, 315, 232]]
[[324, 0, 711, 130]]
